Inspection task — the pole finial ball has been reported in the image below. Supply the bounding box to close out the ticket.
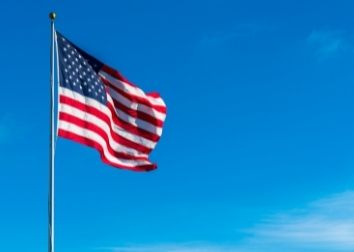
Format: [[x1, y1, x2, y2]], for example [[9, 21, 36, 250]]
[[49, 12, 56, 20]]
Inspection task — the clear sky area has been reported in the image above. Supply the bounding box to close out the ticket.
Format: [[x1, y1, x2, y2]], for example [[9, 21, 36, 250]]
[[1, 0, 354, 251]]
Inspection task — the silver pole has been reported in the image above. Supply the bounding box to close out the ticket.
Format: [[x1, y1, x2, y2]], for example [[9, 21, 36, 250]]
[[49, 11, 56, 252]]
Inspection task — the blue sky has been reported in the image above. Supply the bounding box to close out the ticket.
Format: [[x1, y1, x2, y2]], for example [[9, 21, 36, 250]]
[[1, 0, 354, 251]]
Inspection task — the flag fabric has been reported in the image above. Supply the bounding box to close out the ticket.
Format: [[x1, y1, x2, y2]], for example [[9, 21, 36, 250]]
[[56, 31, 166, 172]]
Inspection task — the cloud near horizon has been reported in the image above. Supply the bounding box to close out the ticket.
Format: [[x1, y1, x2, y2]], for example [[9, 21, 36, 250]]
[[100, 243, 239, 252], [100, 191, 354, 252], [245, 190, 354, 251]]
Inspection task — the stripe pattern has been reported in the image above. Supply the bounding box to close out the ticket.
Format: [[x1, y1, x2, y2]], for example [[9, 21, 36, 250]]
[[56, 32, 166, 172]]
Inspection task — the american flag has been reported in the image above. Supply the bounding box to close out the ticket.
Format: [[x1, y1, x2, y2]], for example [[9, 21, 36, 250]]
[[56, 32, 166, 172]]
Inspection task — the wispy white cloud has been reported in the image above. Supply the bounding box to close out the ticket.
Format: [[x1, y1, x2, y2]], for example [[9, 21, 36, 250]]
[[307, 30, 350, 59], [98, 191, 354, 252], [199, 23, 276, 47], [245, 191, 354, 251]]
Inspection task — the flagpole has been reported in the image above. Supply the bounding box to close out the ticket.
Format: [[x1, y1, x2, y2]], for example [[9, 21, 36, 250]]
[[49, 11, 56, 252]]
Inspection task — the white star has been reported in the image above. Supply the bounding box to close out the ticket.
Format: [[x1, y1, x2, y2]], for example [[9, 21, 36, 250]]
[[88, 88, 91, 92], [64, 58, 67, 62]]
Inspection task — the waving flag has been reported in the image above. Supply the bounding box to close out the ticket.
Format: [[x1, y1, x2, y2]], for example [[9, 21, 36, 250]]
[[56, 32, 166, 171]]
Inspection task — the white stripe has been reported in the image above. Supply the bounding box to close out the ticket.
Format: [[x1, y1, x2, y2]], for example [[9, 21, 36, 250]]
[[107, 85, 166, 121], [59, 87, 158, 148], [99, 71, 166, 107], [59, 120, 152, 167], [59, 104, 150, 157]]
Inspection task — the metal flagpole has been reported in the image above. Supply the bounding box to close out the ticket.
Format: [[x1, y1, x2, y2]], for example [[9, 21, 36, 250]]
[[49, 11, 56, 252]]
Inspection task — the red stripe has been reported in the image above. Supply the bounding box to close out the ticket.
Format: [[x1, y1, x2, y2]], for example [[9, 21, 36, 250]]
[[100, 75, 167, 114], [59, 112, 150, 159], [111, 98, 164, 127], [146, 92, 161, 98], [60, 95, 160, 142], [58, 129, 157, 172]]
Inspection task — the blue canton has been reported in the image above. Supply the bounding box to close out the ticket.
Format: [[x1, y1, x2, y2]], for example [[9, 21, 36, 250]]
[[57, 32, 107, 104]]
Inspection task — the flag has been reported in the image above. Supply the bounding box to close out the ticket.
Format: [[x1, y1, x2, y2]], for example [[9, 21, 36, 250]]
[[56, 32, 166, 172]]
